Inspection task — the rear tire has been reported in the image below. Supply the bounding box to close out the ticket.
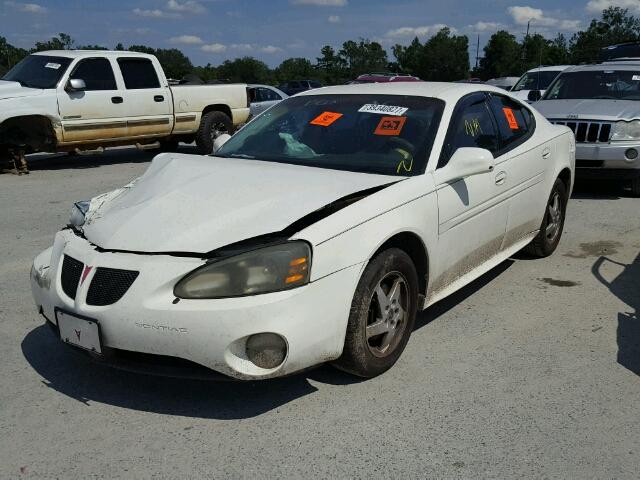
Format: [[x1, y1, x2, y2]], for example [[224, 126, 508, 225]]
[[523, 178, 568, 258], [195, 111, 233, 155], [333, 248, 418, 378]]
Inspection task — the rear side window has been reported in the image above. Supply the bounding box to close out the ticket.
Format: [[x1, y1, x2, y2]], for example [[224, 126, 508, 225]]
[[70, 58, 117, 91], [488, 95, 534, 153], [117, 58, 160, 89], [439, 94, 499, 167]]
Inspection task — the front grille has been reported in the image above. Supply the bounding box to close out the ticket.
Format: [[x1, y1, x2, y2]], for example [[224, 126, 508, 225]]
[[551, 120, 612, 143], [86, 267, 139, 306], [60, 255, 83, 299]]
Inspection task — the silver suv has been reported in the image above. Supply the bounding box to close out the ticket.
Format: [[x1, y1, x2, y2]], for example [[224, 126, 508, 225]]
[[535, 61, 640, 194]]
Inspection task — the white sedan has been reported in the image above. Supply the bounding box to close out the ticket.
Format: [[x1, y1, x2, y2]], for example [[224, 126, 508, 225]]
[[31, 82, 575, 380]]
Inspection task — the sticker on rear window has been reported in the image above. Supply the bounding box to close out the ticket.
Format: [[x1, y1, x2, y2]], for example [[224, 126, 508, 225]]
[[374, 116, 407, 136], [310, 111, 343, 127], [45, 63, 61, 69], [502, 107, 519, 130], [358, 104, 408, 116], [633, 75, 640, 81]]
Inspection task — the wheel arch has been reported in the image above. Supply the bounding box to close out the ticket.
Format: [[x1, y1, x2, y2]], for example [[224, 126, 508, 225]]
[[558, 167, 572, 194], [202, 104, 232, 121], [0, 115, 57, 152], [370, 231, 430, 305]]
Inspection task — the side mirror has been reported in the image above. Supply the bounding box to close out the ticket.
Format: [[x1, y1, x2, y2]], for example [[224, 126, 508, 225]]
[[434, 147, 495, 185], [528, 89, 542, 102], [212, 133, 231, 154], [67, 78, 86, 92]]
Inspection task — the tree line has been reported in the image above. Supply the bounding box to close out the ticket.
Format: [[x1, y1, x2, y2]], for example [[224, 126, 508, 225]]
[[1, 6, 639, 85]]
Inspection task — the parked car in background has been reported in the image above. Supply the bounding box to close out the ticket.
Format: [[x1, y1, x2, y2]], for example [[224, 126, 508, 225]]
[[536, 61, 640, 194], [247, 84, 288, 117], [511, 65, 572, 103], [0, 50, 250, 171], [352, 73, 421, 83], [599, 41, 640, 62], [278, 80, 322, 96], [486, 76, 519, 91], [31, 82, 574, 380]]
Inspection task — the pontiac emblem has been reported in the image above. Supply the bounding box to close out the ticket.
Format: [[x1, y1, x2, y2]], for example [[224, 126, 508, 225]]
[[80, 265, 93, 285]]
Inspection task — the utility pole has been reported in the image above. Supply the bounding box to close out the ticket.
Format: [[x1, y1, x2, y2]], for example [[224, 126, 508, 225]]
[[475, 34, 480, 70]]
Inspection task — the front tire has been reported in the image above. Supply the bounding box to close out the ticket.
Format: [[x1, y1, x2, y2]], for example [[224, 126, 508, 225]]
[[334, 248, 419, 378], [524, 178, 568, 258], [195, 111, 233, 155]]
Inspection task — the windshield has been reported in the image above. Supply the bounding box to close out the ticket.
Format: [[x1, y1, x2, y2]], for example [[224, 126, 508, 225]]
[[543, 70, 640, 101], [512, 71, 562, 92], [217, 94, 444, 176], [2, 55, 72, 89]]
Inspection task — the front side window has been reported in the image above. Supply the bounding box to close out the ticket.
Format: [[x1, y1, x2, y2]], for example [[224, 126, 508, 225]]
[[2, 55, 72, 89], [117, 58, 160, 89], [440, 96, 499, 167], [217, 94, 445, 177], [488, 95, 534, 152], [544, 70, 640, 101], [512, 71, 562, 92], [70, 58, 117, 91]]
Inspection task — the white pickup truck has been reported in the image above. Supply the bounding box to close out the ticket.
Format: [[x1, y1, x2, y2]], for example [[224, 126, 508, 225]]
[[0, 50, 250, 172]]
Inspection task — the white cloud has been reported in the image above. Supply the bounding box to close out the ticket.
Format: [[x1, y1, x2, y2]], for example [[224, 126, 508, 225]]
[[133, 8, 176, 18], [469, 21, 504, 33], [508, 6, 581, 31], [5, 1, 46, 13], [385, 24, 454, 38], [201, 43, 227, 53], [169, 35, 204, 45], [328, 15, 341, 23], [290, 0, 347, 6], [260, 45, 283, 54], [586, 0, 640, 13], [166, 0, 205, 14]]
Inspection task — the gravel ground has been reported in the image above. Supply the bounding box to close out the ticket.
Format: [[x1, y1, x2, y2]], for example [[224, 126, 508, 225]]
[[1, 149, 639, 479]]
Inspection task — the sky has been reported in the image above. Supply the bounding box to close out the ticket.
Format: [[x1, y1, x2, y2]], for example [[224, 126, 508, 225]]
[[2, 0, 640, 67]]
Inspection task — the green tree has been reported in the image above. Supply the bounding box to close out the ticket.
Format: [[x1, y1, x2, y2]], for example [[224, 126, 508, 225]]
[[33, 33, 74, 52], [338, 38, 388, 78], [0, 36, 28, 75], [421, 28, 469, 81], [192, 63, 219, 83], [275, 57, 315, 84], [217, 56, 273, 83], [128, 46, 193, 79], [570, 7, 640, 63], [316, 45, 346, 84], [392, 37, 423, 75], [480, 30, 522, 78]]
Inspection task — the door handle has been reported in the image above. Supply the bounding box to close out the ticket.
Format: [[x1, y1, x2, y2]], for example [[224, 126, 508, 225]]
[[495, 171, 507, 186], [111, 96, 123, 104], [154, 95, 164, 102], [542, 147, 551, 159]]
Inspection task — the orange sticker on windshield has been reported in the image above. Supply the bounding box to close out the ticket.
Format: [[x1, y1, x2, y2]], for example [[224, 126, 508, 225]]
[[310, 111, 343, 127], [374, 116, 407, 136], [503, 107, 519, 130]]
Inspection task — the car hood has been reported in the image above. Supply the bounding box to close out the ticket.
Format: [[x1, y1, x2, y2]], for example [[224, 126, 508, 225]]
[[534, 99, 640, 121], [82, 153, 399, 254], [0, 80, 43, 100]]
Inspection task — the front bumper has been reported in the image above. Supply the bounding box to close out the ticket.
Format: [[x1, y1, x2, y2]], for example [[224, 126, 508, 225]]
[[575, 143, 640, 179], [30, 230, 362, 380]]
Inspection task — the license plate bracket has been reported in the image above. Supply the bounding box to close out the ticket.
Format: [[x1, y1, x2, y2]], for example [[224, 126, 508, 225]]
[[56, 309, 102, 354]]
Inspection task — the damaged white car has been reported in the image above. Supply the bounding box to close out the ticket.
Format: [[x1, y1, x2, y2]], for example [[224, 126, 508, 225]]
[[31, 83, 575, 380]]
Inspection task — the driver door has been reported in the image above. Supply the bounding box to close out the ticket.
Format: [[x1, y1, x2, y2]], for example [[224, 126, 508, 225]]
[[57, 57, 127, 143], [431, 93, 508, 294]]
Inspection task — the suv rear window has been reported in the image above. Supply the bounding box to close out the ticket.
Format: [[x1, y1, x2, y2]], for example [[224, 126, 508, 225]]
[[117, 58, 160, 89]]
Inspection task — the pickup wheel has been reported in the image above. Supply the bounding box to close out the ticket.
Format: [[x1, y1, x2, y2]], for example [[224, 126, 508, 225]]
[[196, 111, 233, 155]]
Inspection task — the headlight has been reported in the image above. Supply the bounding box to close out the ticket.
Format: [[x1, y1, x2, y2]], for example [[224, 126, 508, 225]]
[[611, 120, 640, 141], [174, 241, 311, 299], [69, 201, 90, 227]]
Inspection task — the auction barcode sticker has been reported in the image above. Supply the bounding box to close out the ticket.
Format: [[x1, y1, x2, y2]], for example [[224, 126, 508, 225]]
[[358, 104, 408, 116], [45, 63, 61, 69]]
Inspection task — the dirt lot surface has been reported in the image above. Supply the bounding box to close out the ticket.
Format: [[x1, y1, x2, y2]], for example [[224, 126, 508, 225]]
[[1, 149, 639, 479]]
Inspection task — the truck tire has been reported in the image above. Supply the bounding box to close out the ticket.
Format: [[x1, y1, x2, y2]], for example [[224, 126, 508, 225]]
[[196, 111, 233, 155]]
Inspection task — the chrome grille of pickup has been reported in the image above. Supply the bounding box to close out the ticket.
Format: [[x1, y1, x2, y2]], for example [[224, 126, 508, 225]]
[[550, 120, 612, 143]]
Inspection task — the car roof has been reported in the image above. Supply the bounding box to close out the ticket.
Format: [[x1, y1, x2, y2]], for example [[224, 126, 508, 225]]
[[524, 65, 573, 73], [564, 62, 640, 72], [296, 81, 513, 102], [32, 50, 156, 60]]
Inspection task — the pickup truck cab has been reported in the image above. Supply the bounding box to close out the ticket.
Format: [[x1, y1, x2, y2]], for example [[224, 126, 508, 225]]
[[535, 61, 640, 194], [0, 50, 250, 169]]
